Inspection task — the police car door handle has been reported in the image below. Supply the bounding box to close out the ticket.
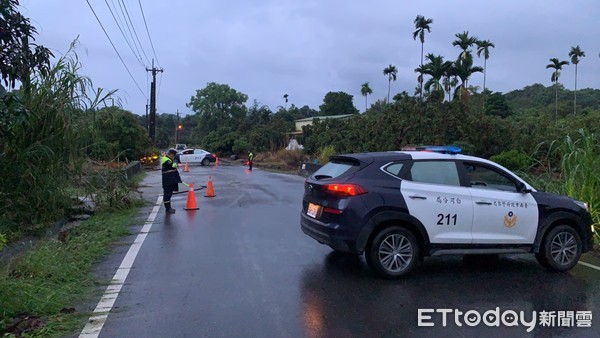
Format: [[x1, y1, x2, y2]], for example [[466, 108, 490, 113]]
[[409, 195, 427, 200], [475, 201, 493, 205]]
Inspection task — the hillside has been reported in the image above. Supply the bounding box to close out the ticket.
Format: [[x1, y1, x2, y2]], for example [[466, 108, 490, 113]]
[[503, 83, 600, 113]]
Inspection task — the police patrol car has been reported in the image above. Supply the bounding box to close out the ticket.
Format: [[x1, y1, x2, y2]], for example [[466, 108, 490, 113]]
[[301, 146, 594, 279]]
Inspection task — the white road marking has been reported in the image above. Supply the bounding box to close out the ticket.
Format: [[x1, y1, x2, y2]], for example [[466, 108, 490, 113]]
[[79, 196, 163, 337], [578, 261, 600, 272]]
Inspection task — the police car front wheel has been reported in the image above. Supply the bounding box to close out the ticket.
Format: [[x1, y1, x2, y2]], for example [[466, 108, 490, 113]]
[[366, 226, 420, 279], [536, 225, 582, 272]]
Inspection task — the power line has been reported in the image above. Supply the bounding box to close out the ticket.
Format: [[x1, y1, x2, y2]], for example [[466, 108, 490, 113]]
[[104, 0, 144, 67], [110, 0, 143, 64], [115, 0, 146, 66], [119, 0, 152, 66], [138, 0, 161, 67], [85, 0, 148, 100]]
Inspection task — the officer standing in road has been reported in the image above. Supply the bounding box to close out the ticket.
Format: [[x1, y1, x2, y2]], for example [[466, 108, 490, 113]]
[[248, 150, 254, 170], [161, 149, 182, 214]]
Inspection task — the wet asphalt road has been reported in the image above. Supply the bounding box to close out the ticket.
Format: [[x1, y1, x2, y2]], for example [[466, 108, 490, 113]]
[[95, 163, 600, 338]]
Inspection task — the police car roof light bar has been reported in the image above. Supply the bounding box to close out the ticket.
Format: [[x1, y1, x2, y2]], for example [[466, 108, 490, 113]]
[[416, 145, 462, 154]]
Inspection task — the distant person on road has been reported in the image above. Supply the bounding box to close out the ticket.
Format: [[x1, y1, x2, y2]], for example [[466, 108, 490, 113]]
[[161, 149, 182, 214], [248, 150, 254, 170]]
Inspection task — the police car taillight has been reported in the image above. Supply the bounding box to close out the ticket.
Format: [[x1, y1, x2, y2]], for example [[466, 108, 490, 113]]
[[323, 183, 367, 197]]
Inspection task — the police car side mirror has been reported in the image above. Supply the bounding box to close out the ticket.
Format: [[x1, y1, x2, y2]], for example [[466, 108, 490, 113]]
[[516, 181, 532, 194]]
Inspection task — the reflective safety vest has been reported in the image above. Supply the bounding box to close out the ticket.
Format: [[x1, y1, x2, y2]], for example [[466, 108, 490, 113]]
[[161, 156, 181, 188], [248, 152, 254, 161]]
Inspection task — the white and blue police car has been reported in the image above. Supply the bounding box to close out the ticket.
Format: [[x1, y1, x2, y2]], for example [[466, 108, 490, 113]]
[[301, 146, 594, 279]]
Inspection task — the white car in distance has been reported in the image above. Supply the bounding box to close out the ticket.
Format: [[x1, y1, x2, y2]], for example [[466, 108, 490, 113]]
[[176, 149, 216, 166]]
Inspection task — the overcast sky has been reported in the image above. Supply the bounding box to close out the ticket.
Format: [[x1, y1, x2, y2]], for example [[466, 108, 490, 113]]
[[20, 0, 600, 116]]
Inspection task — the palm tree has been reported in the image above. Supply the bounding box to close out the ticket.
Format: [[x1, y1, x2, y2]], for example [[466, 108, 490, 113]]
[[546, 58, 570, 121], [568, 45, 586, 115], [476, 39, 495, 107], [452, 31, 479, 60], [383, 64, 397, 103], [414, 64, 426, 97], [283, 94, 289, 109], [421, 54, 452, 102], [413, 15, 433, 98], [453, 54, 483, 104], [360, 82, 373, 111], [442, 65, 457, 102]]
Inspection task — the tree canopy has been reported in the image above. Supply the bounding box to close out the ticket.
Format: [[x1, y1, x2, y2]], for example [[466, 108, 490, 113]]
[[186, 82, 249, 136], [318, 91, 359, 116]]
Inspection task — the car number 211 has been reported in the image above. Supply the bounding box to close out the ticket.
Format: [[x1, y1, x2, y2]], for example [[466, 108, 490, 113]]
[[437, 213, 457, 225]]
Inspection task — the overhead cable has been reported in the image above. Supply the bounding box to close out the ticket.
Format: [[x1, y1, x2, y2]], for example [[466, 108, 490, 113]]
[[86, 0, 148, 99], [138, 0, 161, 68]]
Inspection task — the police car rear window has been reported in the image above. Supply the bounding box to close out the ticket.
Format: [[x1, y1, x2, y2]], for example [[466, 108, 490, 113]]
[[312, 161, 354, 180], [384, 162, 404, 176]]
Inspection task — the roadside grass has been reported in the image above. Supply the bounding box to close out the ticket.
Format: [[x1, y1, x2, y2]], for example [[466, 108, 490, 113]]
[[254, 150, 307, 172], [0, 202, 143, 337], [526, 129, 600, 247]]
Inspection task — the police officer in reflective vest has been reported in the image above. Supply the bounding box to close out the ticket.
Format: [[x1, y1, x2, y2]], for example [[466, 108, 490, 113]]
[[248, 150, 254, 170], [161, 149, 182, 214]]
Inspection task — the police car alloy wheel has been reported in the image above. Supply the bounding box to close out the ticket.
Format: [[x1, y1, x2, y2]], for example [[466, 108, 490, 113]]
[[366, 226, 420, 279], [202, 158, 210, 166], [536, 225, 582, 272]]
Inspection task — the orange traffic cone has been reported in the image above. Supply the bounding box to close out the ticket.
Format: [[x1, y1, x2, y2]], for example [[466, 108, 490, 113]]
[[215, 157, 219, 166], [183, 162, 189, 172], [205, 176, 216, 197], [184, 183, 199, 210]]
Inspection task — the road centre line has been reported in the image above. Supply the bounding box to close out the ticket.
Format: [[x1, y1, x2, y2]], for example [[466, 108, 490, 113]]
[[79, 196, 163, 337]]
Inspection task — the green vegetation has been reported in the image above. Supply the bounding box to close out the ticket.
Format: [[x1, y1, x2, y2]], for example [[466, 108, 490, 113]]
[[0, 1, 154, 242], [317, 145, 336, 165], [383, 64, 398, 103], [0, 10, 151, 335], [0, 205, 141, 337], [490, 150, 531, 171], [360, 82, 373, 111], [553, 131, 599, 242], [319, 91, 359, 116]]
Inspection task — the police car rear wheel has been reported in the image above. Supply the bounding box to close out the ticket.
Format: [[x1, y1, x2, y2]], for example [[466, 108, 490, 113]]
[[366, 226, 419, 279], [202, 158, 210, 166], [538, 225, 582, 272]]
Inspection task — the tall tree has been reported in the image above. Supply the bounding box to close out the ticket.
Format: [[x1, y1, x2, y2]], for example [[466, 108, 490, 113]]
[[421, 54, 452, 102], [413, 15, 433, 98], [186, 82, 249, 135], [476, 39, 495, 107], [568, 45, 585, 115], [452, 31, 479, 60], [442, 66, 457, 102], [453, 54, 483, 104], [319, 91, 359, 116], [383, 64, 397, 103], [546, 58, 570, 121], [360, 82, 373, 111], [283, 93, 289, 109]]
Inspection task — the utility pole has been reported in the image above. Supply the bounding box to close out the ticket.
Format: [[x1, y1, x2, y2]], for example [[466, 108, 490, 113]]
[[174, 109, 180, 145], [146, 59, 163, 144]]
